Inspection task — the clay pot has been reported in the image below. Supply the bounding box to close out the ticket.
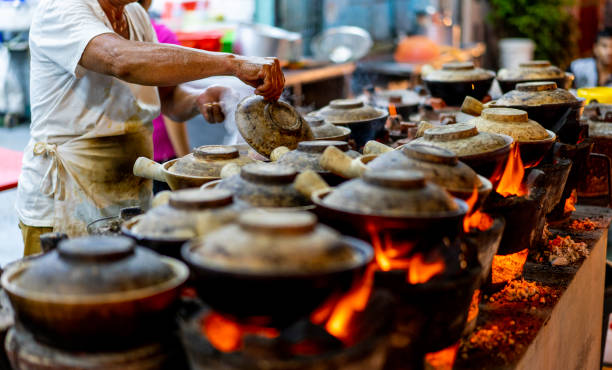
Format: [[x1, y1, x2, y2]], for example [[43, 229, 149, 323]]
[[372, 90, 421, 120], [122, 189, 242, 259], [1, 236, 188, 350], [410, 123, 513, 179], [213, 163, 311, 208], [235, 96, 314, 157], [133, 145, 254, 190], [423, 62, 495, 106], [311, 99, 388, 148], [469, 107, 556, 167], [305, 115, 352, 141], [497, 60, 574, 92], [182, 210, 373, 326]]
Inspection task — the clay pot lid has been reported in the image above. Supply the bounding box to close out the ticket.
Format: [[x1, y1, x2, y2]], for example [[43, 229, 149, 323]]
[[169, 189, 233, 210], [297, 140, 349, 153], [186, 209, 363, 274], [305, 114, 348, 139], [497, 60, 564, 81], [423, 62, 494, 82], [363, 169, 426, 189], [481, 108, 529, 123], [235, 96, 314, 157], [304, 115, 325, 127], [11, 236, 175, 295], [495, 81, 577, 106], [170, 145, 253, 178], [402, 144, 459, 165], [373, 89, 421, 105], [239, 210, 316, 234], [424, 123, 479, 141], [194, 146, 239, 160], [315, 99, 387, 124], [240, 163, 298, 184]]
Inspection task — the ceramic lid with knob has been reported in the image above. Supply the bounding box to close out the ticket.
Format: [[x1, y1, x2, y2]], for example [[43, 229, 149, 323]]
[[321, 169, 460, 217], [185, 210, 363, 274], [276, 140, 360, 173], [423, 62, 495, 82], [304, 115, 349, 139], [366, 144, 483, 193], [469, 107, 551, 142], [411, 123, 511, 157], [497, 60, 564, 81], [216, 163, 311, 208], [169, 145, 254, 178], [495, 81, 578, 106], [10, 236, 176, 295], [314, 99, 387, 124], [127, 189, 240, 240], [235, 96, 314, 158]]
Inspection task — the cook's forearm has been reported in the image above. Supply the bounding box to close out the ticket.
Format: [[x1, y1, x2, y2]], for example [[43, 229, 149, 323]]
[[163, 116, 190, 157], [81, 33, 240, 86], [159, 85, 201, 122]]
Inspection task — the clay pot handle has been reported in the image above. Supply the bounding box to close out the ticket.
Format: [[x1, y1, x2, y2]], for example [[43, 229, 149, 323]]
[[133, 157, 166, 182], [220, 163, 241, 179], [270, 146, 290, 162], [461, 96, 484, 116], [319, 146, 366, 179], [152, 190, 172, 208], [415, 121, 435, 138], [294, 170, 330, 199], [363, 141, 393, 155]]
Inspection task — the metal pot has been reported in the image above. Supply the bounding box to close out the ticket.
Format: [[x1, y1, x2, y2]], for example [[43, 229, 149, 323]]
[[133, 145, 255, 190], [233, 23, 302, 62], [1, 236, 189, 350], [182, 210, 373, 327]]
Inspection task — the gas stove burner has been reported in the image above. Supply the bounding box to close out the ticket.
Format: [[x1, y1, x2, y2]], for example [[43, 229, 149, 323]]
[[5, 324, 187, 370], [178, 293, 393, 370]]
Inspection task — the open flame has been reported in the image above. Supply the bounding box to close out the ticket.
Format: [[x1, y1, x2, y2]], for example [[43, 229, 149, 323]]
[[310, 264, 376, 345], [564, 189, 577, 214], [463, 186, 494, 233], [388, 103, 398, 117], [467, 289, 481, 324], [201, 313, 279, 352], [424, 342, 460, 370], [495, 143, 527, 197], [491, 249, 529, 284]]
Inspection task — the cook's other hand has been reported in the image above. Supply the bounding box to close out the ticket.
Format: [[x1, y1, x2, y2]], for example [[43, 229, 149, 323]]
[[235, 57, 284, 101], [197, 85, 231, 123]]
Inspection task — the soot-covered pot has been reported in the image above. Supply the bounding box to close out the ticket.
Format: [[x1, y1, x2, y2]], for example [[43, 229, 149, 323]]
[[122, 189, 241, 259], [423, 62, 495, 106], [182, 210, 373, 327], [469, 107, 556, 167], [312, 169, 468, 247], [311, 99, 388, 148], [1, 236, 188, 350], [410, 123, 513, 179], [213, 163, 311, 208], [497, 60, 574, 92], [133, 145, 255, 190], [305, 115, 351, 141], [235, 96, 314, 158], [493, 82, 585, 143], [372, 89, 422, 120]]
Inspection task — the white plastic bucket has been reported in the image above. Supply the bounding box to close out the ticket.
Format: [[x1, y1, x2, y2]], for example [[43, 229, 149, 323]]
[[499, 38, 536, 69]]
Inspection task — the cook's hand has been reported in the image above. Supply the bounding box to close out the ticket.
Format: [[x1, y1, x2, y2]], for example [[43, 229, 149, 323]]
[[235, 57, 284, 101], [196, 85, 230, 123]]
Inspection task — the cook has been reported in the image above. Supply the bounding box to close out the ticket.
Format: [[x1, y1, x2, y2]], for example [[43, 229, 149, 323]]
[[16, 0, 285, 255]]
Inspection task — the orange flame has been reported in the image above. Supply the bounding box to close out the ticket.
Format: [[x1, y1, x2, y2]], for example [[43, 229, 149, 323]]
[[424, 342, 460, 370], [491, 249, 528, 284], [311, 264, 376, 345], [463, 186, 494, 233], [388, 103, 397, 116], [495, 143, 527, 197], [467, 289, 481, 324], [201, 313, 279, 352], [407, 253, 446, 284], [564, 189, 577, 214]]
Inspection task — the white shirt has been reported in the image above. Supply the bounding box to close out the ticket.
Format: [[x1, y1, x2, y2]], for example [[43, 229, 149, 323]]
[[17, 0, 161, 227]]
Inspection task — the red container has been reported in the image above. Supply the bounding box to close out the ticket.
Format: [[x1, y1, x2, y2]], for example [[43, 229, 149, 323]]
[[175, 31, 223, 51]]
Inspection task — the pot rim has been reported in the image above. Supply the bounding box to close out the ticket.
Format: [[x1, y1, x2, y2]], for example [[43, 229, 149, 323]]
[[447, 175, 493, 197], [496, 71, 573, 83], [454, 133, 513, 161], [121, 217, 191, 244], [423, 73, 495, 83], [181, 235, 374, 277], [1, 257, 189, 304], [490, 97, 585, 111], [515, 129, 557, 144], [324, 108, 388, 126], [313, 125, 352, 141], [312, 188, 469, 220], [162, 159, 222, 181]]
